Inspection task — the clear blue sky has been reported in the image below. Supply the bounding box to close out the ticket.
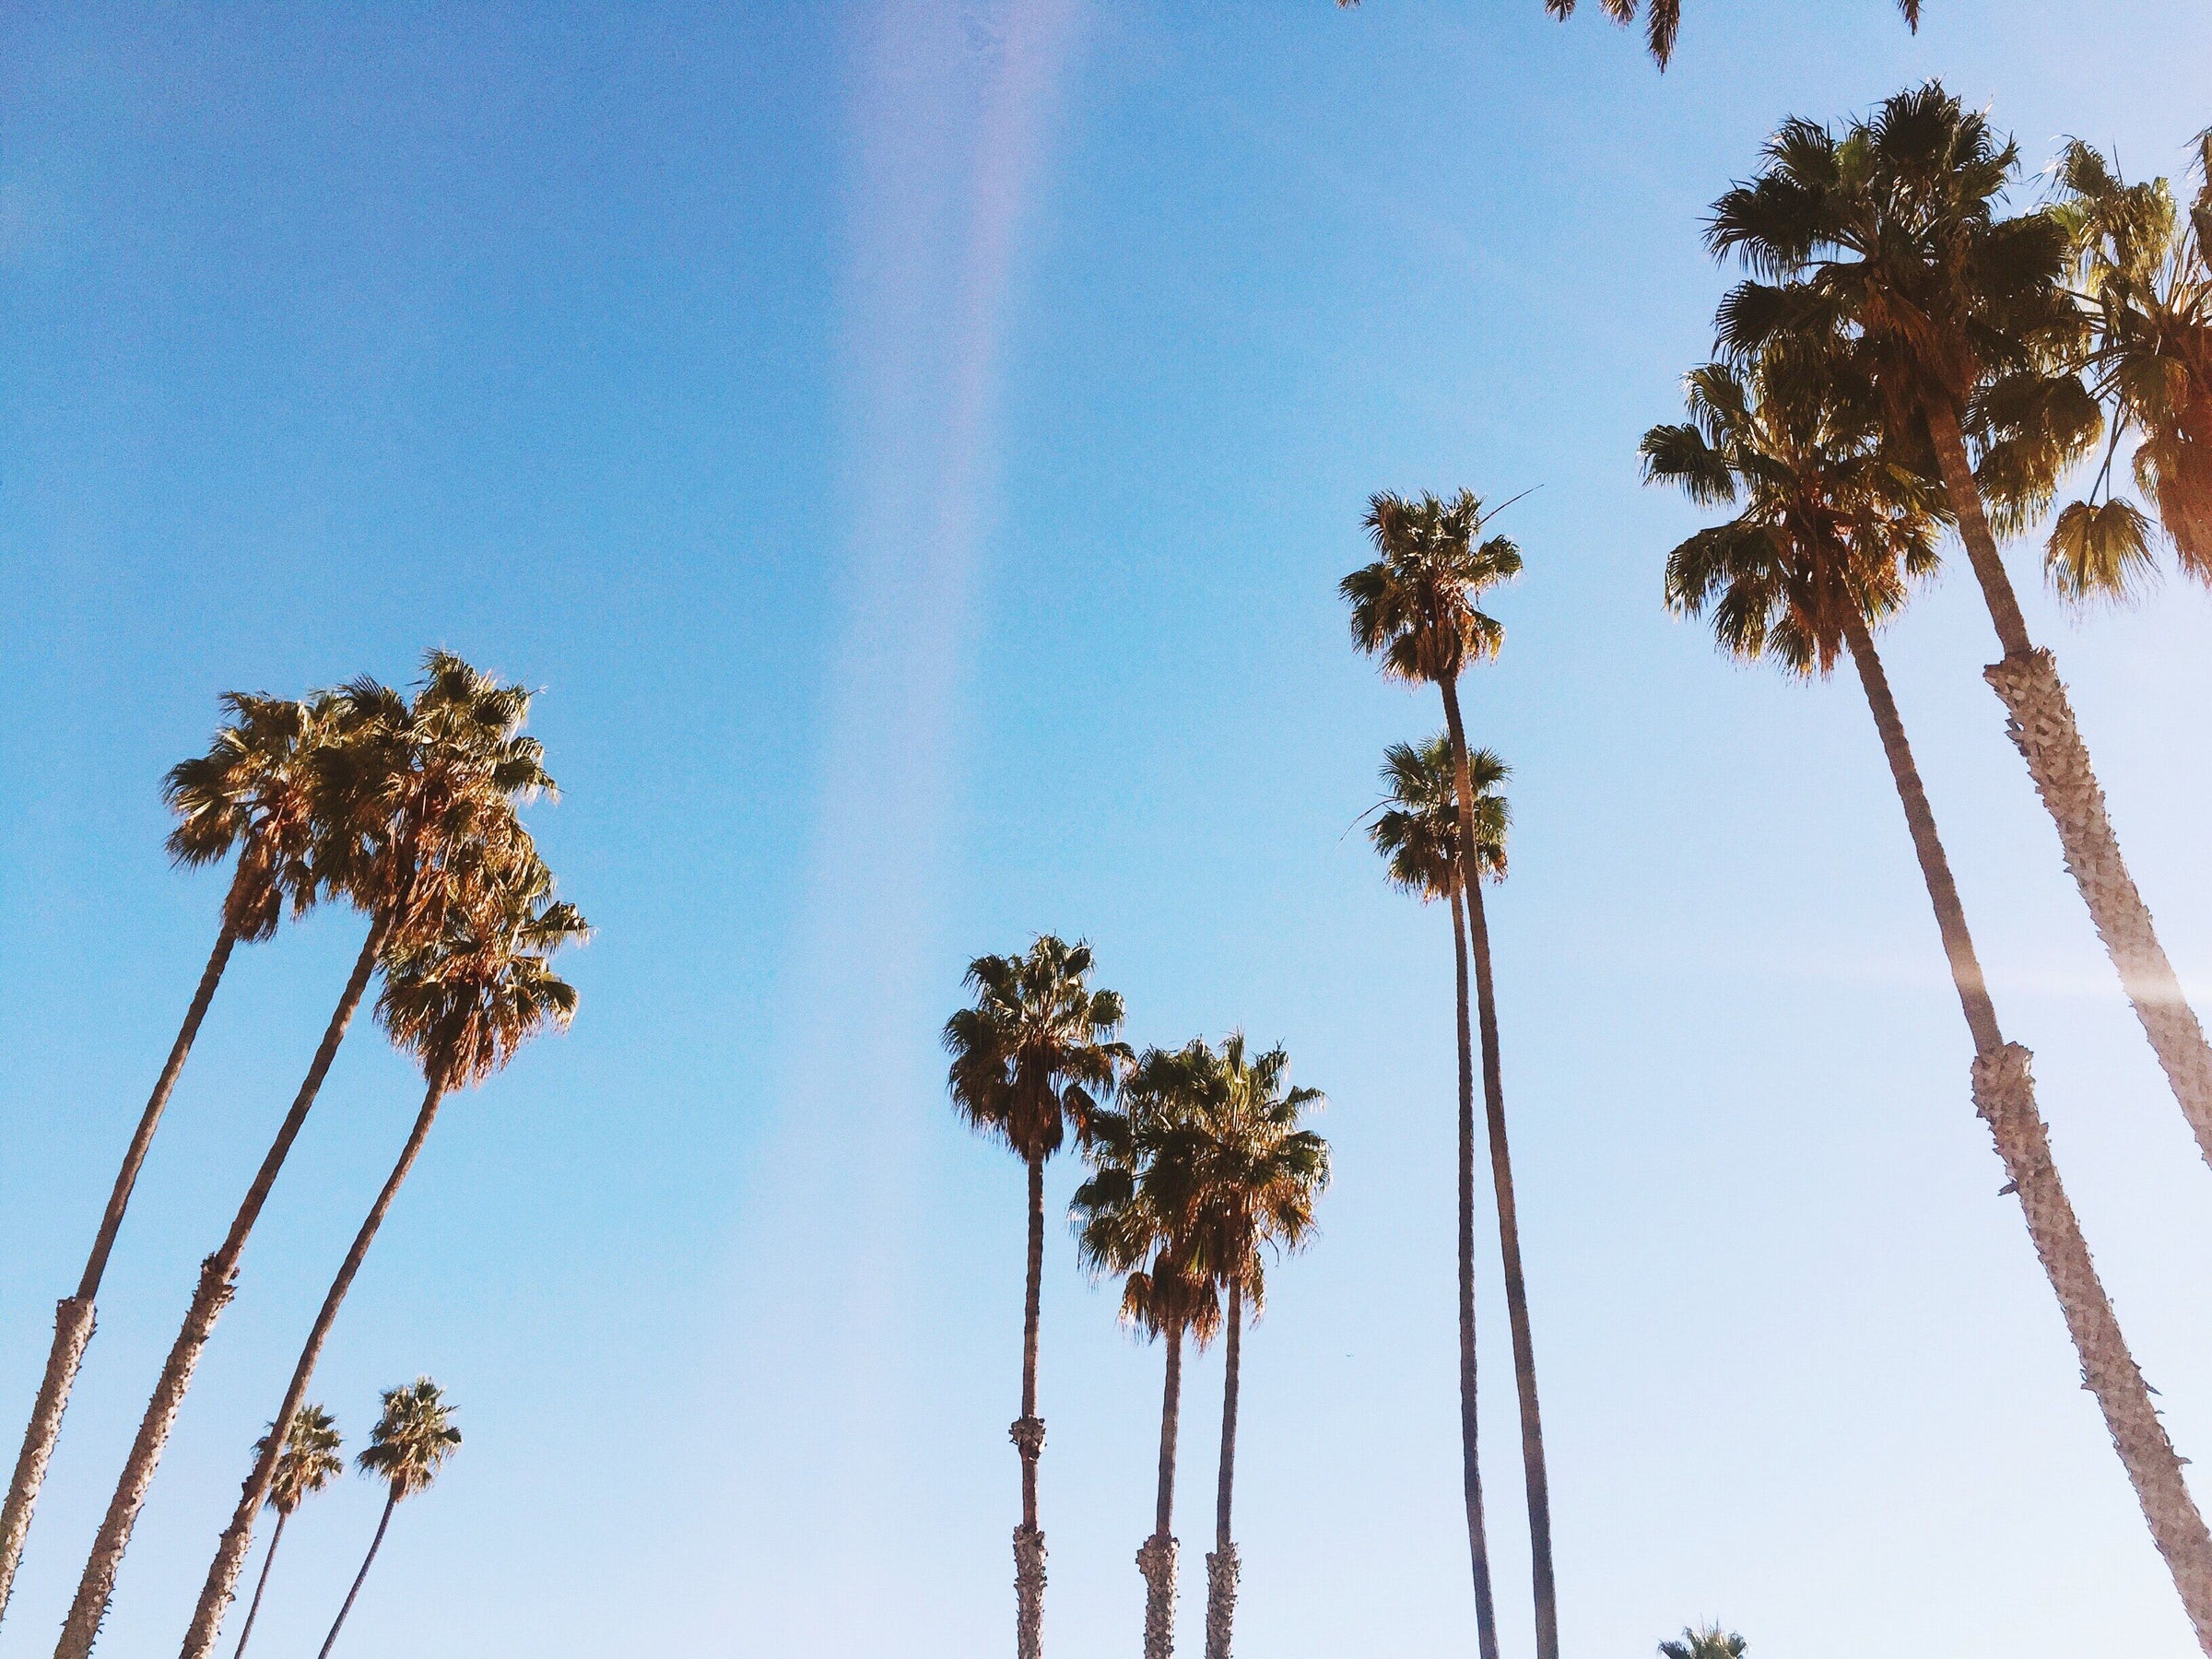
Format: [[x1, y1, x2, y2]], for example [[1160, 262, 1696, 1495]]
[[5, 3, 2211, 1655]]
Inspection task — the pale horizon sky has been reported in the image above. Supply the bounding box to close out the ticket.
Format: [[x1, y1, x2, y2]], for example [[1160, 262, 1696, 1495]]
[[6, 3, 2212, 1656]]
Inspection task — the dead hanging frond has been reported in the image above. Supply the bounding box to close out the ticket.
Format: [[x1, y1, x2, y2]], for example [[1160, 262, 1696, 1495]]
[[2046, 497, 2159, 606]]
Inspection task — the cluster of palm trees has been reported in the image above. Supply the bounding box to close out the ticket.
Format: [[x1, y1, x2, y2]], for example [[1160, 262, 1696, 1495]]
[[229, 1378, 462, 1659], [0, 652, 582, 1659], [1642, 82, 2212, 1652], [944, 938, 1330, 1659]]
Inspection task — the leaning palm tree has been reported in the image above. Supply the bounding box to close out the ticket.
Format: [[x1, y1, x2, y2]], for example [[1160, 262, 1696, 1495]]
[[229, 1406, 342, 1659], [1, 693, 333, 1623], [1644, 345, 2212, 1650], [1707, 82, 2212, 1184], [2044, 134, 2212, 592], [1146, 1035, 1326, 1659], [944, 936, 1130, 1659], [179, 870, 583, 1659], [58, 653, 555, 1659], [314, 1380, 460, 1658], [1071, 1043, 1223, 1659], [1342, 491, 1561, 1659], [1367, 735, 1508, 1659], [1659, 1627, 1747, 1659]]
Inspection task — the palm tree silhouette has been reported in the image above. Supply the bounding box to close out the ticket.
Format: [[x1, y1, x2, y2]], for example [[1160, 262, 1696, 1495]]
[[315, 1380, 461, 1658], [229, 1405, 343, 1659], [944, 935, 1129, 1659], [1658, 1626, 1747, 1659], [1644, 342, 2212, 1644]]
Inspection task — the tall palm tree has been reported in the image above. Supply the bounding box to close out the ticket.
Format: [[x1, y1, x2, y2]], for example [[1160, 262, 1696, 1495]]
[[1071, 1043, 1224, 1659], [0, 694, 333, 1622], [1367, 735, 1508, 1659], [1707, 82, 2212, 1182], [1144, 1035, 1326, 1659], [57, 653, 554, 1659], [2045, 135, 2212, 591], [229, 1406, 343, 1659], [944, 936, 1130, 1659], [1643, 347, 2212, 1649], [1342, 492, 1562, 1659], [179, 871, 583, 1659], [1658, 1627, 1747, 1659], [314, 1380, 460, 1659]]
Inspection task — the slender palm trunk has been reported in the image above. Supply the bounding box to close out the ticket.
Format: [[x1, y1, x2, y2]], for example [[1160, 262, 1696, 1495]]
[[313, 1491, 395, 1659], [1925, 395, 2212, 1176], [229, 1510, 286, 1659], [1845, 609, 2212, 1653], [1439, 677, 1559, 1659], [180, 1076, 449, 1659], [1011, 1150, 1047, 1659], [1, 918, 242, 1621], [1137, 1324, 1183, 1659], [55, 907, 393, 1659], [1204, 1283, 1242, 1659], [1448, 877, 1502, 1659]]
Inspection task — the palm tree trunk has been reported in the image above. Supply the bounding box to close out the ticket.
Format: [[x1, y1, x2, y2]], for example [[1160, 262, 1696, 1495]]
[[1438, 676, 1559, 1659], [1011, 1149, 1047, 1659], [229, 1510, 285, 1659], [313, 1490, 394, 1659], [1, 918, 242, 1622], [1137, 1324, 1182, 1659], [1204, 1282, 1241, 1659], [179, 1075, 449, 1659], [55, 906, 393, 1659], [1925, 395, 2212, 1176], [1845, 608, 2212, 1653], [1449, 877, 1502, 1659]]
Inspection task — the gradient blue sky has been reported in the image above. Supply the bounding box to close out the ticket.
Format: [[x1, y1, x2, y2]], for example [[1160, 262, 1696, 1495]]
[[6, 3, 2212, 1655]]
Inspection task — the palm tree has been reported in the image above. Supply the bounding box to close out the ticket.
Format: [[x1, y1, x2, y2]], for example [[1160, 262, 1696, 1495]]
[[1367, 735, 1508, 1659], [58, 653, 554, 1659], [1143, 1035, 1326, 1659], [944, 936, 1130, 1659], [1336, 0, 1923, 71], [2045, 134, 2212, 591], [1071, 1044, 1224, 1659], [0, 694, 334, 1622], [1644, 346, 2212, 1650], [314, 1380, 460, 1659], [1659, 1627, 1747, 1659], [1342, 491, 1562, 1659], [179, 870, 583, 1659], [229, 1406, 343, 1659], [1707, 82, 2212, 1182]]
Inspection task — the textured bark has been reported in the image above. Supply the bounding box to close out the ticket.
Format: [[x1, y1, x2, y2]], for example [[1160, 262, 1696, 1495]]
[[57, 910, 390, 1659], [1441, 672, 1560, 1659], [1449, 881, 1502, 1659], [1012, 1524, 1046, 1659], [180, 1077, 448, 1659], [1, 924, 241, 1621], [314, 1491, 394, 1659], [229, 1510, 286, 1659], [1136, 1533, 1178, 1659], [1983, 648, 2212, 1174], [1202, 1544, 1239, 1659], [1848, 612, 2212, 1651]]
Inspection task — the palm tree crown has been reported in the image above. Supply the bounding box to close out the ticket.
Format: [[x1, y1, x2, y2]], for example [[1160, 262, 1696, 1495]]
[[260, 1406, 344, 1518], [163, 691, 337, 940], [1368, 735, 1509, 902], [944, 935, 1131, 1166], [1341, 490, 1522, 689], [1659, 1626, 1747, 1659], [358, 1379, 461, 1501]]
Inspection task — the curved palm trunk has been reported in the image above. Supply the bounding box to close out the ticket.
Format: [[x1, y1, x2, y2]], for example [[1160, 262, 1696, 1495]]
[[1204, 1283, 1241, 1659], [55, 907, 393, 1659], [1926, 397, 2212, 1177], [1, 919, 242, 1621], [1439, 677, 1559, 1659], [1845, 609, 2212, 1652], [179, 1076, 448, 1659], [1137, 1324, 1183, 1659], [313, 1490, 395, 1659], [1448, 877, 1502, 1659], [229, 1509, 286, 1659], [1010, 1150, 1047, 1659]]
